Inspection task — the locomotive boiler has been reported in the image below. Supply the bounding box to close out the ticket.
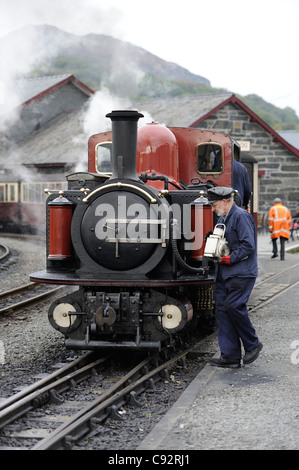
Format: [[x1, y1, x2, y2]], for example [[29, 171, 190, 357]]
[[30, 109, 245, 351]]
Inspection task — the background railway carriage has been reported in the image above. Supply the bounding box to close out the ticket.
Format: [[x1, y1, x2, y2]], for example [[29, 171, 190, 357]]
[[28, 110, 257, 351], [0, 174, 66, 233]]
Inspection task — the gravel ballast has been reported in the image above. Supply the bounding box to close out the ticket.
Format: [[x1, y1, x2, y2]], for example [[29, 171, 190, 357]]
[[0, 236, 206, 450], [0, 236, 68, 387]]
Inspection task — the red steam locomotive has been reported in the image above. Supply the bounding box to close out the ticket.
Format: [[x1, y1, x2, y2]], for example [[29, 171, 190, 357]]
[[30, 110, 256, 351]]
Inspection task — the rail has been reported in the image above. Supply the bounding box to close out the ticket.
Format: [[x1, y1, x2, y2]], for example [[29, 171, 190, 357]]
[[0, 339, 211, 450], [0, 282, 64, 315]]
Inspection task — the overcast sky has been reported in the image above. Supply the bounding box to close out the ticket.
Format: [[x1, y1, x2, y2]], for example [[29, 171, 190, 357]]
[[1, 0, 298, 118]]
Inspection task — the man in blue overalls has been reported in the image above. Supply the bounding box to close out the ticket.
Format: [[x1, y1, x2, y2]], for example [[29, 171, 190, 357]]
[[207, 186, 263, 368], [232, 159, 251, 209]]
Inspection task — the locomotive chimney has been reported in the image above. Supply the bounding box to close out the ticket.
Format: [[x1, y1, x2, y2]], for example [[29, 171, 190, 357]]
[[106, 110, 144, 181]]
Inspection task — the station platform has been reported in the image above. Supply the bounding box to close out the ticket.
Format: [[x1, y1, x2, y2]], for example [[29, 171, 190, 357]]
[[138, 233, 299, 450]]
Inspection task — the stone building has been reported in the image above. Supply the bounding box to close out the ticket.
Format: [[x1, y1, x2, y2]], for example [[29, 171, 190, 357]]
[[136, 93, 299, 214], [0, 74, 94, 174], [0, 74, 95, 232], [1, 79, 298, 216], [0, 74, 94, 143]]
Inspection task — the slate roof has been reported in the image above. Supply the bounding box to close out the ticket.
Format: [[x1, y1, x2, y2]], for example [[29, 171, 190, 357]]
[[5, 109, 87, 167], [0, 74, 94, 115], [136, 93, 233, 127], [2, 89, 299, 171], [136, 93, 299, 158]]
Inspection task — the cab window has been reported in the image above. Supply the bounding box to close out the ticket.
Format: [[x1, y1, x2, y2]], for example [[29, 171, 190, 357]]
[[196, 143, 223, 175], [96, 142, 112, 174]]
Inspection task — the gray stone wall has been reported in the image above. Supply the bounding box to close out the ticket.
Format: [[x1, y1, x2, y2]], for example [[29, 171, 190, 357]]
[[196, 102, 299, 215]]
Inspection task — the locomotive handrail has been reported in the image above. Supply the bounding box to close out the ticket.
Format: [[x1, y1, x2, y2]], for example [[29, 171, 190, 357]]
[[44, 188, 63, 195], [82, 182, 157, 204]]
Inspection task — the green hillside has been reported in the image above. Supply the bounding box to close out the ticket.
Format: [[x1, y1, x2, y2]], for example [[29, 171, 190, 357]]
[[34, 56, 299, 131], [20, 24, 298, 131]]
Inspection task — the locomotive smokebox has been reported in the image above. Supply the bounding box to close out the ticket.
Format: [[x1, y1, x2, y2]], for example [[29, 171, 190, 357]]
[[106, 110, 144, 181]]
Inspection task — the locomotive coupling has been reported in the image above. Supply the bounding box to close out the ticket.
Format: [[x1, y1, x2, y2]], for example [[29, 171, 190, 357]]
[[203, 223, 230, 261]]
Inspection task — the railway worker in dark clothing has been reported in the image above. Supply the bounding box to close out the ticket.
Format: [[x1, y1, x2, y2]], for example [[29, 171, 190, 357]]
[[206, 186, 263, 368], [232, 159, 251, 209]]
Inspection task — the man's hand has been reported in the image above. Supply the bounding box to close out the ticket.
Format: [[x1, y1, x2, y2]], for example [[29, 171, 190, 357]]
[[219, 255, 231, 265]]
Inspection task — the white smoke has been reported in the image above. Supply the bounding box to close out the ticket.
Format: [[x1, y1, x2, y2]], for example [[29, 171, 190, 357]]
[[82, 88, 131, 135], [81, 88, 155, 136], [71, 88, 155, 173], [0, 19, 156, 177], [0, 25, 63, 132]]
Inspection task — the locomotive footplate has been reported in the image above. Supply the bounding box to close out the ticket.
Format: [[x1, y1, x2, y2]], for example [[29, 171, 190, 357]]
[[30, 270, 214, 286]]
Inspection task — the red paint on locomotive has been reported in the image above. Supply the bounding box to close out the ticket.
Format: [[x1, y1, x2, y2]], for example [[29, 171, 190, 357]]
[[48, 196, 73, 259], [191, 196, 214, 260], [169, 127, 232, 188], [137, 123, 180, 190]]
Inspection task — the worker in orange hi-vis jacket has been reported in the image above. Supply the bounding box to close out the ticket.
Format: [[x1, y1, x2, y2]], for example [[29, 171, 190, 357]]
[[268, 198, 292, 260]]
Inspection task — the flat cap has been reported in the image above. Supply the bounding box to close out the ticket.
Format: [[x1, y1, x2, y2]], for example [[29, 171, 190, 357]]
[[207, 186, 235, 202]]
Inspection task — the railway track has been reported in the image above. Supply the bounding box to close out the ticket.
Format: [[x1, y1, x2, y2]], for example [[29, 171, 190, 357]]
[[0, 244, 9, 261], [0, 282, 64, 315], [1, 261, 299, 450], [248, 262, 299, 312], [0, 342, 210, 450]]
